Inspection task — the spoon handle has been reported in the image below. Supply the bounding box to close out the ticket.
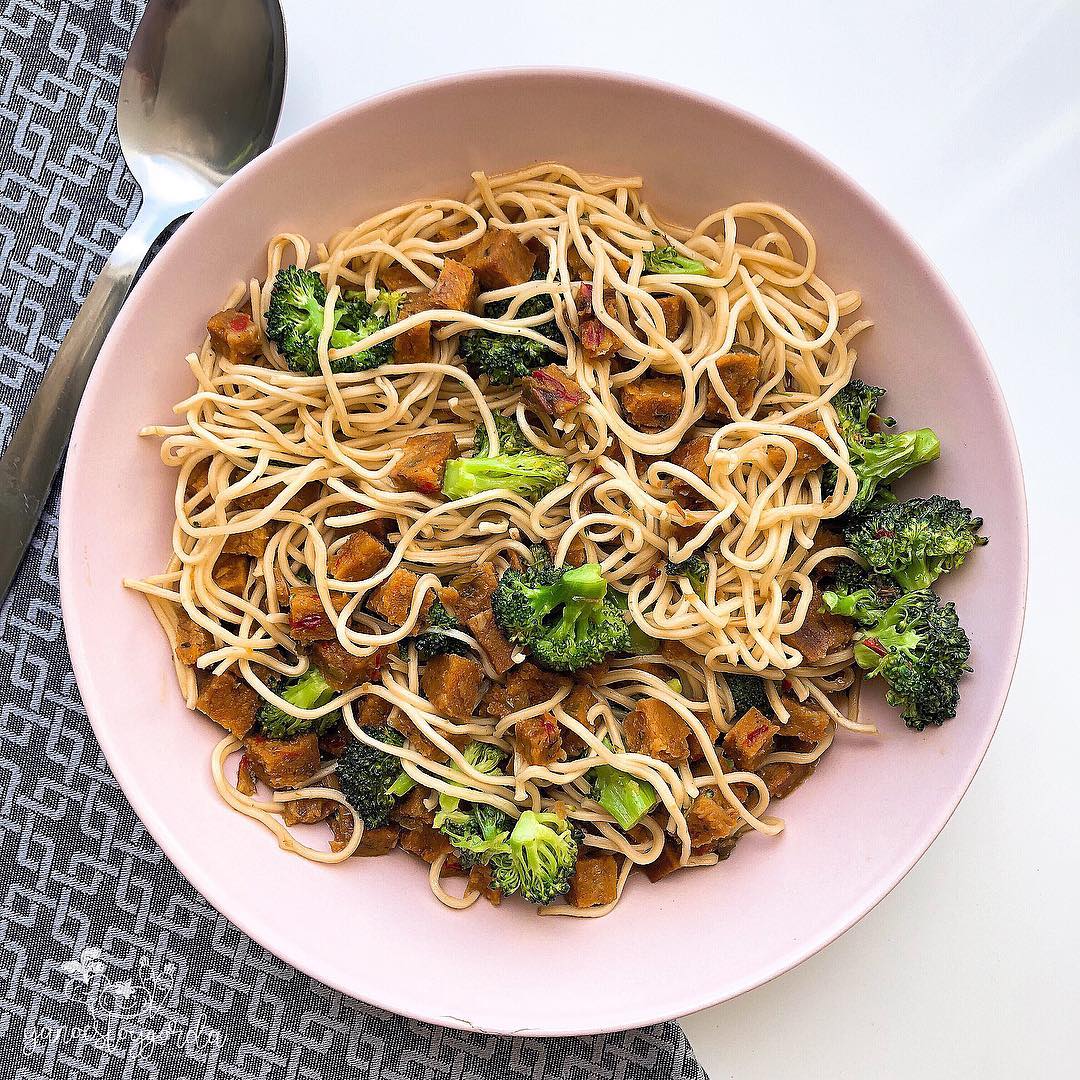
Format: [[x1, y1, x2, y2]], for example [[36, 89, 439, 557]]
[[0, 203, 173, 600]]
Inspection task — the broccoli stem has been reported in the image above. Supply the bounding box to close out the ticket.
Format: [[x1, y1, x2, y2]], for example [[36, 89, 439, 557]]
[[590, 761, 657, 830]]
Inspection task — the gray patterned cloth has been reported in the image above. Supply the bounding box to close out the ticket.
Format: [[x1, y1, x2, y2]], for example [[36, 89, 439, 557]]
[[0, 3, 707, 1077]]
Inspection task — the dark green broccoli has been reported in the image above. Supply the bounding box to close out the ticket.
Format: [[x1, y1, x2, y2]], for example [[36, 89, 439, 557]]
[[832, 380, 893, 444], [845, 495, 987, 592], [459, 269, 562, 385], [434, 741, 507, 825], [438, 804, 513, 869], [488, 810, 579, 905], [266, 266, 394, 375], [845, 588, 971, 730], [642, 246, 708, 275], [473, 414, 532, 457], [589, 746, 657, 830], [257, 668, 340, 740], [821, 561, 904, 625], [336, 726, 415, 827], [829, 380, 941, 513], [725, 673, 771, 720], [459, 332, 551, 386], [492, 559, 630, 673], [666, 554, 709, 599], [412, 598, 471, 660]]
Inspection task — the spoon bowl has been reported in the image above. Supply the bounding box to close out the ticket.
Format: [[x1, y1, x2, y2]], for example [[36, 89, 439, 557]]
[[119, 0, 287, 208]]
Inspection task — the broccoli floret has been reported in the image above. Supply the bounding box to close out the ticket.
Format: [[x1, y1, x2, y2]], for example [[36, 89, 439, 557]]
[[832, 380, 893, 444], [666, 554, 709, 599], [265, 266, 394, 375], [589, 748, 657, 831], [257, 668, 340, 740], [336, 726, 415, 827], [846, 495, 987, 592], [460, 269, 562, 385], [642, 245, 708, 275], [434, 741, 507, 825], [725, 673, 771, 720], [412, 598, 471, 660], [459, 332, 551, 386], [473, 414, 532, 457], [829, 381, 940, 514], [488, 810, 579, 905], [439, 804, 513, 869], [848, 589, 971, 730], [821, 561, 904, 625], [492, 560, 630, 673], [442, 443, 568, 502]]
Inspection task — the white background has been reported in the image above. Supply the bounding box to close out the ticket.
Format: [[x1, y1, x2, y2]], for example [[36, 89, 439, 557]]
[[278, 2, 1077, 1076]]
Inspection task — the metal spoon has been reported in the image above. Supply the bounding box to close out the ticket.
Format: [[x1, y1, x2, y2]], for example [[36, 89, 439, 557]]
[[0, 0, 286, 598]]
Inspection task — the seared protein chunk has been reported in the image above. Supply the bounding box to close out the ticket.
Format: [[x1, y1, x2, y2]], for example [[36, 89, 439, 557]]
[[394, 297, 434, 362], [670, 435, 713, 506], [686, 792, 741, 853], [620, 377, 683, 432], [196, 672, 258, 738], [656, 295, 686, 338], [521, 365, 585, 419], [389, 432, 460, 495], [173, 609, 214, 666], [428, 258, 478, 312], [307, 640, 383, 691], [766, 414, 831, 476], [207, 309, 261, 362], [624, 699, 690, 765], [463, 229, 536, 289], [369, 568, 432, 627], [723, 706, 779, 771], [329, 529, 391, 581], [421, 653, 483, 721], [760, 761, 816, 800], [566, 853, 619, 908], [243, 732, 321, 789], [515, 712, 563, 766], [786, 583, 854, 664], [702, 345, 766, 418]]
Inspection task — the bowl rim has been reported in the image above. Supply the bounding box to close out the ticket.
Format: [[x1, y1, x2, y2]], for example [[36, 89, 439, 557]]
[[58, 67, 1028, 1034]]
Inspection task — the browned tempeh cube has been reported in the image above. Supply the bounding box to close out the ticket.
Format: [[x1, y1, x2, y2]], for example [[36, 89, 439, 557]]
[[420, 653, 483, 721], [243, 733, 321, 789], [463, 229, 536, 289], [207, 310, 262, 362], [722, 706, 779, 771], [195, 672, 258, 738], [427, 259, 478, 312], [329, 529, 391, 582], [623, 698, 690, 765], [389, 432, 460, 496], [620, 377, 684, 433], [566, 853, 619, 908]]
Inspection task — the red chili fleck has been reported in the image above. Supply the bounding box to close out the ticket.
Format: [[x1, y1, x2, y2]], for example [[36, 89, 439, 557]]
[[746, 723, 771, 744], [229, 313, 253, 332], [291, 613, 328, 634], [781, 678, 792, 692], [862, 637, 887, 657], [874, 529, 894, 539]]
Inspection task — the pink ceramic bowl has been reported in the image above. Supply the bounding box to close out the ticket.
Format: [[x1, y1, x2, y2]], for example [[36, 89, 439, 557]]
[[58, 70, 1026, 1035]]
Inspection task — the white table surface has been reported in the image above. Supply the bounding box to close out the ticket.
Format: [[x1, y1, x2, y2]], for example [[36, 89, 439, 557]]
[[277, 2, 1076, 1075]]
